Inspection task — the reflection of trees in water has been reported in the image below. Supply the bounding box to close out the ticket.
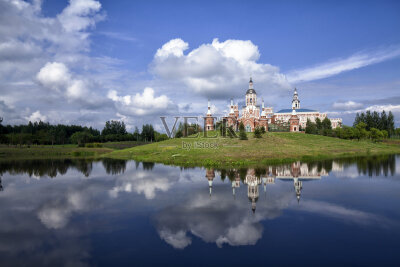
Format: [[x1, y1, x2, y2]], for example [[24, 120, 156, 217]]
[[0, 158, 128, 178], [0, 159, 79, 178], [306, 160, 333, 174], [0, 176, 3, 191], [102, 159, 127, 175], [334, 154, 396, 177], [142, 162, 155, 171]]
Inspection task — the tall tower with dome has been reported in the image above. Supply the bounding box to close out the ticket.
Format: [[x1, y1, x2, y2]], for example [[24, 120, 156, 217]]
[[245, 78, 257, 107], [240, 78, 260, 132], [292, 88, 300, 110]]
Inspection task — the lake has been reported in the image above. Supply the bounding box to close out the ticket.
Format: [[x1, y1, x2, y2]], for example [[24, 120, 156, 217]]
[[0, 155, 400, 266]]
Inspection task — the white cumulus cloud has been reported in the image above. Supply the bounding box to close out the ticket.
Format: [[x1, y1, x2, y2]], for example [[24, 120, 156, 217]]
[[152, 38, 291, 99], [66, 79, 89, 99], [25, 110, 47, 122], [36, 61, 104, 106], [155, 38, 189, 58], [57, 0, 103, 32], [108, 87, 177, 116], [36, 62, 71, 91]]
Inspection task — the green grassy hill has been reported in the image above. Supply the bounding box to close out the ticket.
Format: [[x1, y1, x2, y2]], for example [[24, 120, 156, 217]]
[[106, 132, 400, 167]]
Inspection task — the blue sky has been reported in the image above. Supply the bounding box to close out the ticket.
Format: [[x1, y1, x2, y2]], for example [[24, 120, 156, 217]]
[[1, 0, 400, 130]]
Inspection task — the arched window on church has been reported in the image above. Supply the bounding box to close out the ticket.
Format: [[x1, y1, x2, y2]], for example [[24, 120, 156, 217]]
[[250, 98, 252, 103]]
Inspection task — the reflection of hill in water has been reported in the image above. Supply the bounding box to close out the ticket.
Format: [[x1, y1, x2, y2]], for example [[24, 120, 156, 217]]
[[0, 159, 128, 178]]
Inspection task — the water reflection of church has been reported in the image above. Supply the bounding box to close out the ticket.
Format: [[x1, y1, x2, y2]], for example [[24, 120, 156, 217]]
[[205, 162, 331, 213]]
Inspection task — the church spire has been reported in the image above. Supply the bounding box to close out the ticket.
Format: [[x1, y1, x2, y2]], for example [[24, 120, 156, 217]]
[[261, 98, 266, 117], [294, 178, 302, 203], [292, 87, 300, 109], [249, 77, 253, 89]]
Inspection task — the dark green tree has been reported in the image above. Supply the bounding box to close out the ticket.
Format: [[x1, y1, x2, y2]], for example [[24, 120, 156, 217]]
[[387, 111, 395, 136], [315, 118, 322, 132], [141, 124, 155, 142], [239, 122, 247, 140], [372, 111, 380, 129], [322, 117, 332, 130], [133, 126, 140, 141], [70, 131, 93, 146], [254, 127, 262, 138], [380, 111, 388, 131], [102, 120, 127, 135], [365, 111, 373, 130], [305, 119, 317, 134], [353, 113, 360, 127]]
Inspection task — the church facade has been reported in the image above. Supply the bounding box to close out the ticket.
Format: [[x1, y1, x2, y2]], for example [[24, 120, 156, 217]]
[[206, 78, 342, 132], [273, 88, 342, 129]]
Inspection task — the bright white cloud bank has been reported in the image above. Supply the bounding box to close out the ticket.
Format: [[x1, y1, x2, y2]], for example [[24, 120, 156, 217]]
[[152, 38, 291, 98], [0, 0, 108, 125]]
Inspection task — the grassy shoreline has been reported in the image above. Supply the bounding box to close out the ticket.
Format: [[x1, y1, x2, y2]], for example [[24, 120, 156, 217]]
[[0, 141, 147, 160], [1, 133, 400, 167], [105, 132, 400, 167]]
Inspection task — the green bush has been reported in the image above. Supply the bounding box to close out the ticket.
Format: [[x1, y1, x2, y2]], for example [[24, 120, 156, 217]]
[[239, 122, 247, 140], [85, 143, 102, 148], [370, 128, 383, 142], [254, 127, 262, 138]]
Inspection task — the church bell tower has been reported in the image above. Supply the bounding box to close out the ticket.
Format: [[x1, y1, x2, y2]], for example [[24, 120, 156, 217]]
[[292, 88, 300, 110], [245, 77, 257, 107]]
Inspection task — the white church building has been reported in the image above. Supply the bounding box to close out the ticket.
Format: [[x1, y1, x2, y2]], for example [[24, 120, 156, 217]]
[[207, 78, 342, 132], [273, 88, 342, 129]]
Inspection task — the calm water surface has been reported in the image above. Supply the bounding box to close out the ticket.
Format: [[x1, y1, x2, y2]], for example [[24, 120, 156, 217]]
[[0, 156, 400, 266]]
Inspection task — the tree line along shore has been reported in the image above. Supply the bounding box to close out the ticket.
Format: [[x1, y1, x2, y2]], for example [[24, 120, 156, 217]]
[[1, 110, 400, 166]]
